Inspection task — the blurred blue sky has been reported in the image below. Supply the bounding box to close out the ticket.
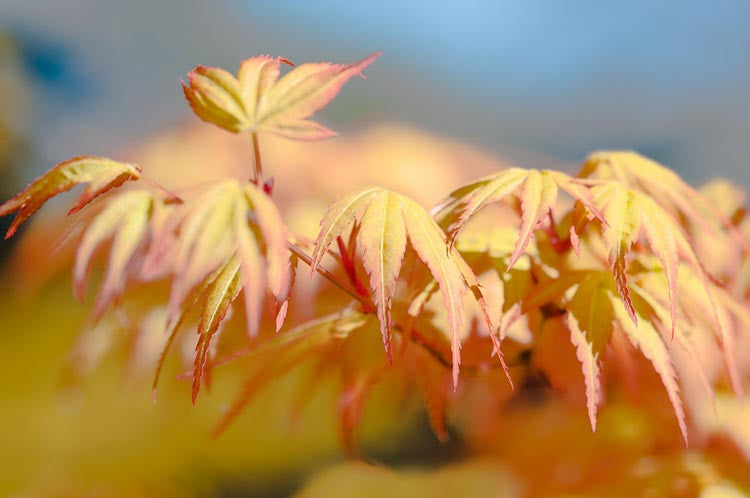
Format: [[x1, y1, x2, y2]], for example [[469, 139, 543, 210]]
[[246, 1, 750, 100], [2, 0, 750, 185]]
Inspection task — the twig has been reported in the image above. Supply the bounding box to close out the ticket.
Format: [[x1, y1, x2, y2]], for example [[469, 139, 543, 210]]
[[288, 241, 367, 306], [251, 132, 263, 184]]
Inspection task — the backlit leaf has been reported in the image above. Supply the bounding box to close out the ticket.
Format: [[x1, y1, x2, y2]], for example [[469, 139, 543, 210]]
[[0, 156, 141, 238], [192, 257, 243, 403], [565, 273, 615, 431], [567, 313, 602, 432], [245, 184, 293, 326], [433, 168, 603, 269], [312, 187, 496, 387], [357, 190, 407, 360], [631, 277, 717, 407], [581, 150, 749, 251], [159, 180, 290, 338], [610, 289, 688, 445], [588, 182, 686, 335], [183, 52, 381, 139], [73, 190, 158, 319]]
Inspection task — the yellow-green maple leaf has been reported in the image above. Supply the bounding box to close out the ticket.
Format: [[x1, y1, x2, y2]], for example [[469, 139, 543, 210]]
[[610, 288, 688, 445], [567, 313, 602, 432], [0, 156, 142, 238], [504, 269, 691, 440], [433, 168, 603, 269], [564, 273, 615, 431], [158, 180, 291, 338], [634, 258, 745, 397], [73, 189, 168, 319], [312, 187, 502, 386], [586, 182, 688, 335], [565, 274, 688, 442], [581, 150, 749, 251], [182, 52, 381, 139], [192, 256, 243, 403], [630, 276, 717, 407]]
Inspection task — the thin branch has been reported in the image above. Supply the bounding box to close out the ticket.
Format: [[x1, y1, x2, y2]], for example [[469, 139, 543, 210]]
[[543, 210, 572, 253], [288, 241, 368, 306], [336, 235, 373, 309], [251, 132, 263, 185], [289, 240, 510, 375]]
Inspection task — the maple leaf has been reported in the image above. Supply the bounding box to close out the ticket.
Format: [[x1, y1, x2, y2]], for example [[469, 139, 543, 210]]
[[192, 256, 242, 403], [182, 52, 381, 139], [567, 313, 602, 432], [311, 187, 501, 387], [580, 150, 749, 251], [577, 181, 711, 338], [565, 273, 614, 431], [73, 189, 171, 320], [0, 156, 142, 238], [630, 276, 717, 407], [210, 308, 365, 437], [159, 180, 291, 339], [507, 247, 746, 440], [555, 273, 688, 441], [611, 288, 688, 445], [633, 258, 745, 397], [432, 168, 603, 269]]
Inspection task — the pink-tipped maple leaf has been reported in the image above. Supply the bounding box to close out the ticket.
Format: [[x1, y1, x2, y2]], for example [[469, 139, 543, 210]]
[[564, 273, 688, 442], [182, 52, 381, 139], [580, 150, 750, 252], [580, 181, 710, 338], [192, 256, 243, 403], [311, 187, 505, 387], [73, 189, 170, 320], [0, 156, 142, 239], [157, 180, 292, 340], [432, 168, 604, 270]]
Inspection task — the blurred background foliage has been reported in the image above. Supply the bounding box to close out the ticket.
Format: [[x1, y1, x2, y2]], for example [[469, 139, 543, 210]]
[[1, 1, 750, 496]]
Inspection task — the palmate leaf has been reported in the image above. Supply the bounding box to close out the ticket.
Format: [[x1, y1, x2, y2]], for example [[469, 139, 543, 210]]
[[567, 313, 602, 432], [510, 254, 745, 442], [157, 180, 292, 339], [73, 189, 172, 320], [192, 256, 242, 403], [562, 273, 687, 442], [565, 273, 614, 431], [432, 168, 604, 269], [580, 150, 750, 251], [311, 187, 505, 387], [210, 308, 367, 438], [634, 259, 745, 397], [578, 181, 717, 339], [505, 268, 695, 440], [630, 277, 717, 407], [611, 289, 688, 445], [0, 156, 142, 238], [212, 307, 462, 449], [182, 52, 381, 139]]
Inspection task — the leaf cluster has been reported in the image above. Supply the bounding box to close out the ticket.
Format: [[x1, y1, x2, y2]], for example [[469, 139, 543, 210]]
[[2, 52, 748, 450]]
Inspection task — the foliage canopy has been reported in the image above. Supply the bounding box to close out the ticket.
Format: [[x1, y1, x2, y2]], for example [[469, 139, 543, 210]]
[[1, 51, 748, 453]]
